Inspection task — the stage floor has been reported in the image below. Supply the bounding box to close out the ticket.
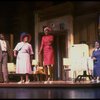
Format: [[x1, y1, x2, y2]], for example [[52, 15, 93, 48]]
[[6, 73, 100, 88], [0, 80, 100, 88], [0, 80, 100, 99]]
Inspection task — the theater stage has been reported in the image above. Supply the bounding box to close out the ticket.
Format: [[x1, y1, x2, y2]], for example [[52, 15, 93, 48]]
[[0, 74, 100, 99], [0, 73, 96, 88], [0, 80, 99, 88], [0, 79, 100, 99]]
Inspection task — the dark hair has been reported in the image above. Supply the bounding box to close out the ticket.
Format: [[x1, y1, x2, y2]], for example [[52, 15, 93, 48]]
[[95, 40, 100, 44], [0, 32, 7, 40]]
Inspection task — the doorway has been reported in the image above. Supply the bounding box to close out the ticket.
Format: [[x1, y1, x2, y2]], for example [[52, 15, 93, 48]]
[[53, 32, 68, 80]]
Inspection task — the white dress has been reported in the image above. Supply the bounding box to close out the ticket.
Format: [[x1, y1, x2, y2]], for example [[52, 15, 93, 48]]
[[14, 42, 34, 74]]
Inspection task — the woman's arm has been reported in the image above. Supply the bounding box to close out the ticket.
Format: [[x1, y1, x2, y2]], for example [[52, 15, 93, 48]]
[[91, 50, 96, 61], [39, 37, 44, 55], [13, 50, 17, 57], [48, 35, 54, 46]]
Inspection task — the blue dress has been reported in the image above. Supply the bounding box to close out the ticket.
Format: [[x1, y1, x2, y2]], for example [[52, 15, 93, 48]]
[[92, 48, 100, 77]]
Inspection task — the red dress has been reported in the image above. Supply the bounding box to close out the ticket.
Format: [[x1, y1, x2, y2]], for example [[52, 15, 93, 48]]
[[40, 35, 54, 66]]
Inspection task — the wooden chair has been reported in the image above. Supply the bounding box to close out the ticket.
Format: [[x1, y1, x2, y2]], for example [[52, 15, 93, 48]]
[[32, 59, 45, 81], [7, 63, 16, 74], [32, 59, 38, 73], [63, 58, 71, 81]]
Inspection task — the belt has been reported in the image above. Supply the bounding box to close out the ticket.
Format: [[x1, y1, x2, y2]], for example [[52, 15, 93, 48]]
[[2, 51, 7, 53]]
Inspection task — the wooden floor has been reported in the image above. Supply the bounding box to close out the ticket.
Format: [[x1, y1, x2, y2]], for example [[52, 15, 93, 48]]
[[0, 80, 100, 88], [0, 80, 100, 99], [0, 74, 96, 88], [0, 75, 99, 98], [0, 74, 99, 99]]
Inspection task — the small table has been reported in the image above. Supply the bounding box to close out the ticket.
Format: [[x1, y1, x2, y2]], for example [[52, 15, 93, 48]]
[[74, 71, 94, 82]]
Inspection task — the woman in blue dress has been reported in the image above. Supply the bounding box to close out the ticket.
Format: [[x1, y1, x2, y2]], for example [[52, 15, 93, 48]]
[[92, 41, 100, 82]]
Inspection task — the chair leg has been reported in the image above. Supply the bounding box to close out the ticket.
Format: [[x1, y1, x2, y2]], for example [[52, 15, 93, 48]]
[[79, 75, 83, 82], [64, 71, 67, 81], [75, 75, 81, 82]]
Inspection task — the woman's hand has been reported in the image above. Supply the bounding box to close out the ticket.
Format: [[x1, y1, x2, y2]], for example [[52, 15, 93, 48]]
[[14, 50, 17, 57], [92, 57, 96, 61]]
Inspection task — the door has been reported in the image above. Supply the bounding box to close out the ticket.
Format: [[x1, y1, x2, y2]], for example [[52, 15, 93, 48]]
[[53, 32, 67, 80]]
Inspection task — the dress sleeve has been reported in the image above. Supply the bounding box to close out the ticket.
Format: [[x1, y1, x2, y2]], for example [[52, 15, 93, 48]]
[[91, 50, 95, 58]]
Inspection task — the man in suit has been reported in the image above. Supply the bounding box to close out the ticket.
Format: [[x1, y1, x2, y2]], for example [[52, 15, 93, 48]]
[[0, 33, 12, 83]]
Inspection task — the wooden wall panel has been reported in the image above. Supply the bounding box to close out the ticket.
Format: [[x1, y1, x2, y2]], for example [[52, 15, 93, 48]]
[[74, 13, 98, 56]]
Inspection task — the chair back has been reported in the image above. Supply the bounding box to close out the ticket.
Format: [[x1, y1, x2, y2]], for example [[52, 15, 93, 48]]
[[7, 63, 16, 73], [63, 58, 71, 70]]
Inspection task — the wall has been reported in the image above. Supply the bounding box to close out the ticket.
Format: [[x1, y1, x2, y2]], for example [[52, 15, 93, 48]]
[[39, 15, 74, 58], [37, 15, 74, 80], [74, 13, 98, 56]]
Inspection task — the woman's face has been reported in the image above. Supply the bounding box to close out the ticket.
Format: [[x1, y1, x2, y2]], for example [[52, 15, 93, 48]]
[[23, 36, 28, 42], [0, 34, 5, 40], [44, 29, 49, 35], [95, 42, 100, 49]]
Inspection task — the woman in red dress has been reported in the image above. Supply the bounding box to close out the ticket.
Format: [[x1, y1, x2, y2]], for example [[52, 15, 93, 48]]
[[39, 26, 54, 83]]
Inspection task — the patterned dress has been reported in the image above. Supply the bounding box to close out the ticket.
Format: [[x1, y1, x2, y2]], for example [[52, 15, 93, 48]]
[[40, 35, 54, 66], [92, 48, 100, 77], [14, 42, 34, 74]]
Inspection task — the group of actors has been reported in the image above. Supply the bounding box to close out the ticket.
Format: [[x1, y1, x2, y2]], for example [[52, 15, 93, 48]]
[[0, 26, 54, 84], [0, 25, 100, 84]]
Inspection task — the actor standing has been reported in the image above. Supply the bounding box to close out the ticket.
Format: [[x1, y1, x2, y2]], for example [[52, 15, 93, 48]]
[[39, 26, 55, 84], [0, 33, 12, 83], [14, 33, 34, 84], [92, 41, 100, 83]]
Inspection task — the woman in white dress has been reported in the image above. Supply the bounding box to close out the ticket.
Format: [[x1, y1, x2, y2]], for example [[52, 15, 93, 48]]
[[13, 33, 34, 84]]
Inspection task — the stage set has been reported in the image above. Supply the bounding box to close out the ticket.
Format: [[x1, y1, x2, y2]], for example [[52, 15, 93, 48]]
[[1, 74, 100, 88], [4, 44, 96, 87], [1, 44, 100, 99]]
